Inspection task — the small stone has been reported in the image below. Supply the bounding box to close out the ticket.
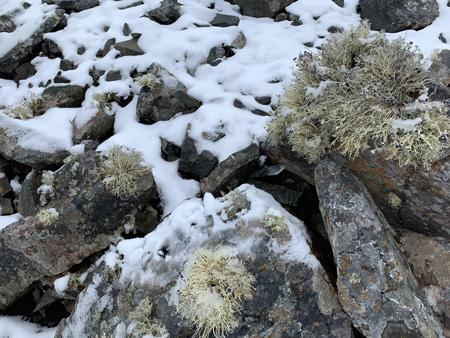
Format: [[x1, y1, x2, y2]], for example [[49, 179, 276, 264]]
[[60, 60, 76, 71], [42, 39, 62, 59], [53, 75, 71, 84], [332, 0, 344, 7], [231, 31, 246, 49], [123, 23, 131, 36], [114, 38, 145, 56], [251, 109, 270, 116], [77, 46, 86, 55], [207, 46, 226, 66], [89, 67, 105, 86], [51, 0, 99, 12], [274, 13, 288, 21], [248, 180, 303, 207], [233, 98, 244, 108], [0, 197, 14, 215], [146, 0, 181, 25], [327, 25, 343, 33], [255, 96, 271, 105], [72, 110, 115, 144], [232, 0, 296, 18], [210, 13, 240, 27], [160, 138, 181, 162], [96, 38, 116, 58], [0, 16, 16, 33], [0, 175, 11, 196], [304, 41, 314, 48], [439, 32, 447, 43], [105, 70, 121, 82]]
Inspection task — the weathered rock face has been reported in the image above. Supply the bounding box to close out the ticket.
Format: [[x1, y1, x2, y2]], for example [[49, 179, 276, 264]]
[[399, 232, 450, 335], [113, 37, 145, 56], [229, 0, 296, 18], [429, 49, 450, 87], [0, 16, 16, 33], [44, 0, 99, 12], [37, 85, 86, 114], [0, 9, 65, 77], [72, 110, 114, 144], [136, 63, 201, 124], [315, 159, 444, 338], [56, 185, 353, 338], [0, 151, 156, 310], [210, 13, 240, 27], [145, 0, 181, 25], [359, 0, 439, 32]]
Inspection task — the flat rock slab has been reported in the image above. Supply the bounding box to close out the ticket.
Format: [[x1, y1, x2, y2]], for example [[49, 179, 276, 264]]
[[231, 0, 296, 18]]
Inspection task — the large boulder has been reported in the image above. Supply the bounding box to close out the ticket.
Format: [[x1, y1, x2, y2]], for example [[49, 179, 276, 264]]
[[0, 150, 157, 309], [136, 63, 201, 124], [0, 9, 65, 77], [359, 0, 439, 33], [56, 185, 353, 338], [315, 159, 443, 338], [229, 0, 296, 18]]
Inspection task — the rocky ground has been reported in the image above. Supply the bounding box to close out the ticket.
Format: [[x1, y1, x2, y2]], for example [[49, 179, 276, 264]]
[[0, 0, 450, 337]]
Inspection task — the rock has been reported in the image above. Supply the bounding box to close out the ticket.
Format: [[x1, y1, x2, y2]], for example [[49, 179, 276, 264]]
[[230, 0, 296, 18], [399, 232, 450, 334], [248, 180, 303, 207], [53, 74, 70, 84], [207, 46, 226, 66], [178, 127, 218, 180], [72, 110, 115, 144], [52, 0, 99, 12], [105, 70, 121, 81], [96, 38, 116, 58], [42, 38, 63, 59], [17, 170, 41, 217], [0, 16, 15, 33], [136, 63, 201, 124], [122, 23, 131, 36], [0, 10, 65, 77], [332, 0, 344, 7], [0, 114, 70, 168], [0, 197, 14, 215], [315, 159, 444, 338], [0, 174, 11, 197], [429, 49, 450, 87], [201, 144, 260, 194], [210, 13, 240, 27], [0, 151, 157, 309], [255, 95, 272, 105], [37, 85, 86, 114], [56, 185, 353, 338], [59, 60, 76, 71], [231, 31, 247, 49], [114, 38, 145, 56], [13, 62, 37, 82], [146, 0, 181, 25], [274, 12, 288, 21], [160, 138, 181, 161], [359, 0, 439, 33]]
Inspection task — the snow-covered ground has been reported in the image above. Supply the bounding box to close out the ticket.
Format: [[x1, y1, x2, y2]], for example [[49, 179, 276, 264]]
[[1, 0, 450, 336]]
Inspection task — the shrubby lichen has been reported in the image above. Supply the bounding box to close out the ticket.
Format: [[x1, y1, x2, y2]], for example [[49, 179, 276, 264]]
[[5, 96, 43, 120], [269, 22, 450, 169], [36, 208, 59, 225], [135, 73, 161, 89], [387, 192, 402, 209], [176, 247, 255, 338], [130, 298, 168, 338], [93, 92, 116, 113]]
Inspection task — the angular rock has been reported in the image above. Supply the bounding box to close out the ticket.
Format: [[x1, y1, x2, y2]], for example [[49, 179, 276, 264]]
[[231, 31, 247, 49], [248, 180, 303, 207], [72, 110, 115, 144], [210, 13, 240, 27], [359, 0, 439, 33], [146, 0, 181, 25], [13, 62, 37, 82], [96, 38, 116, 58], [59, 60, 76, 71], [315, 159, 443, 338], [230, 0, 296, 18], [136, 63, 201, 124], [201, 144, 260, 194], [0, 10, 65, 77], [0, 197, 14, 215], [399, 232, 450, 334], [178, 131, 218, 180], [429, 49, 450, 87], [0, 174, 11, 196], [56, 185, 353, 338], [105, 70, 121, 81], [37, 85, 86, 114], [114, 38, 145, 56], [207, 46, 226, 66], [52, 0, 99, 12], [0, 16, 15, 33], [160, 138, 181, 161], [17, 170, 41, 217], [0, 151, 156, 309]]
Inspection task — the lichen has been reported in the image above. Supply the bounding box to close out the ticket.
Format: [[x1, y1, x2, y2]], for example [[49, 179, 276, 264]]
[[263, 214, 287, 233], [387, 192, 402, 209], [37, 170, 55, 207], [176, 247, 255, 338], [269, 22, 450, 169], [135, 73, 161, 89], [221, 190, 250, 221], [93, 92, 116, 112], [130, 298, 168, 338], [98, 146, 151, 198], [36, 208, 59, 225], [5, 96, 43, 120]]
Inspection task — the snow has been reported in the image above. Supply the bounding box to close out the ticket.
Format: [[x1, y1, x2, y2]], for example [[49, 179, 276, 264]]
[[0, 317, 56, 338], [0, 214, 22, 231], [392, 117, 424, 132], [54, 275, 70, 295]]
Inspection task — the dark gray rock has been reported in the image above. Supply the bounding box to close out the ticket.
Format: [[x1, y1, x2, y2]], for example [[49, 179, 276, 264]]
[[53, 74, 70, 84], [315, 159, 444, 338], [160, 138, 181, 161], [359, 0, 439, 32], [332, 0, 344, 7], [42, 38, 63, 59], [0, 16, 16, 33], [17, 170, 41, 217], [0, 197, 14, 215], [13, 62, 37, 82], [207, 46, 226, 66], [201, 144, 260, 194], [0, 10, 65, 77], [146, 0, 181, 25], [37, 85, 86, 114], [56, 185, 353, 338], [113, 37, 145, 56], [210, 13, 240, 27], [0, 175, 11, 197], [105, 70, 121, 81], [44, 0, 99, 11], [0, 151, 156, 309], [59, 60, 76, 71], [248, 180, 303, 207], [429, 49, 450, 87], [230, 0, 296, 18], [136, 63, 201, 124], [96, 38, 116, 58], [255, 96, 272, 105], [179, 128, 218, 180], [72, 110, 115, 144]]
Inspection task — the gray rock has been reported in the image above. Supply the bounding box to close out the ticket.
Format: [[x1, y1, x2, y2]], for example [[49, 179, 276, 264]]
[[231, 31, 247, 49], [0, 10, 65, 77], [114, 38, 145, 56], [230, 0, 296, 18], [72, 110, 115, 144], [210, 13, 240, 27], [201, 144, 260, 194], [207, 46, 226, 66], [0, 197, 14, 215], [255, 96, 272, 105], [13, 62, 37, 82], [359, 0, 439, 33], [178, 127, 218, 180], [56, 185, 353, 338], [160, 138, 181, 161], [17, 170, 41, 217], [248, 180, 303, 207], [96, 38, 116, 58], [0, 175, 11, 197], [42, 38, 63, 59], [0, 16, 16, 33], [37, 85, 86, 114], [332, 0, 344, 7], [315, 159, 444, 338], [44, 0, 99, 11], [136, 63, 201, 124], [429, 49, 450, 87], [105, 70, 121, 81], [59, 60, 76, 71], [53, 74, 70, 84], [0, 151, 156, 309], [146, 0, 181, 25], [399, 232, 450, 335]]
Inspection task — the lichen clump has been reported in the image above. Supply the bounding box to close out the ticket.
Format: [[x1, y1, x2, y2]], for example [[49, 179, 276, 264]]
[[36, 208, 59, 225], [269, 23, 450, 169], [135, 73, 161, 89], [5, 97, 43, 120], [93, 92, 116, 112], [263, 214, 287, 233], [387, 192, 402, 209], [177, 247, 255, 338], [98, 146, 151, 198], [130, 298, 168, 338]]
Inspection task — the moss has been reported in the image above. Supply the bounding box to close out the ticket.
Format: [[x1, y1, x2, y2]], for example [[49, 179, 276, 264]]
[[176, 247, 255, 338], [130, 298, 168, 338], [387, 192, 402, 209], [36, 208, 59, 225], [98, 146, 151, 198], [269, 23, 450, 169]]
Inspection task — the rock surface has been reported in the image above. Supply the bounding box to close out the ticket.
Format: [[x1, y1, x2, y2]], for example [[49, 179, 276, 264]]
[[114, 37, 145, 56], [44, 0, 99, 12], [72, 110, 114, 144], [136, 63, 201, 124], [429, 49, 450, 87], [146, 0, 181, 25], [37, 85, 86, 114], [315, 159, 443, 338], [210, 13, 240, 27], [56, 185, 353, 338], [359, 0, 439, 32], [0, 151, 156, 309], [230, 0, 296, 18]]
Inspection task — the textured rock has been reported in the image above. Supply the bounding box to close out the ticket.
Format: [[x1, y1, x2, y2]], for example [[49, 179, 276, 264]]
[[359, 0, 439, 32], [210, 13, 240, 27], [0, 151, 156, 309], [207, 46, 226, 66], [136, 63, 201, 124], [0, 197, 14, 215], [56, 185, 353, 338], [201, 144, 260, 194], [315, 159, 444, 338], [114, 38, 145, 56], [160, 138, 181, 161], [37, 85, 86, 114], [230, 0, 296, 18], [248, 180, 303, 207], [0, 16, 16, 33], [72, 110, 115, 144], [53, 0, 99, 12], [399, 232, 450, 335], [17, 170, 41, 217], [96, 38, 116, 58], [13, 62, 37, 82], [0, 174, 11, 196], [146, 0, 181, 25], [0, 10, 65, 77], [429, 49, 450, 87]]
